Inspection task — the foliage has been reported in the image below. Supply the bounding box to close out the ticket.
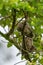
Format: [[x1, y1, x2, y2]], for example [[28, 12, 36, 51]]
[[0, 0, 43, 65]]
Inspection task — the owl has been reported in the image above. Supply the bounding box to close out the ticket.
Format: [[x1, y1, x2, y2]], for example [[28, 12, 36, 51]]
[[25, 37, 36, 52], [17, 21, 33, 38]]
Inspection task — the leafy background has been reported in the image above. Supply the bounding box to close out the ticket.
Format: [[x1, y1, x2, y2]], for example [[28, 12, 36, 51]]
[[0, 0, 43, 65]]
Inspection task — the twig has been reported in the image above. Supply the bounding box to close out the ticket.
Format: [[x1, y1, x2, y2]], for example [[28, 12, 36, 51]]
[[15, 17, 24, 26], [14, 60, 26, 65], [0, 15, 11, 21]]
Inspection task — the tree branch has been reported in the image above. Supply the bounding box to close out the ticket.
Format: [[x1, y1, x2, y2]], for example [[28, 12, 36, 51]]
[[6, 8, 16, 36], [20, 11, 31, 61], [0, 31, 20, 49]]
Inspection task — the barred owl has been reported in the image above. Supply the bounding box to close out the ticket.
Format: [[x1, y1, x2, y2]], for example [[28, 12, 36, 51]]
[[17, 21, 33, 38], [25, 37, 36, 52], [25, 37, 33, 51]]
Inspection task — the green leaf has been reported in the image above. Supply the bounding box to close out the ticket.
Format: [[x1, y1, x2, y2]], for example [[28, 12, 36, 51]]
[[39, 57, 43, 64], [7, 42, 12, 47]]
